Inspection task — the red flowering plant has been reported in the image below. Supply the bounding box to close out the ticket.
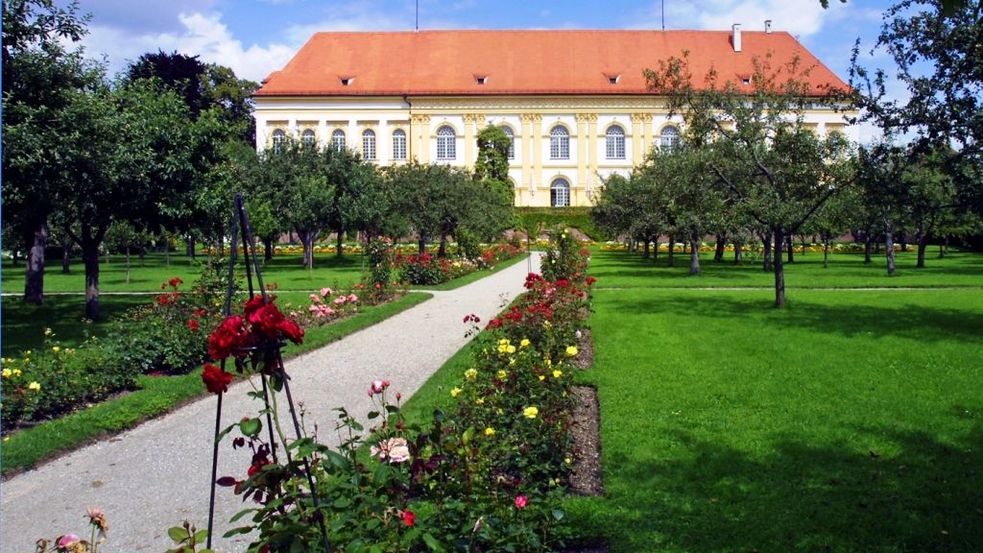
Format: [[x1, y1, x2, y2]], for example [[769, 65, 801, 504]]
[[201, 295, 304, 389]]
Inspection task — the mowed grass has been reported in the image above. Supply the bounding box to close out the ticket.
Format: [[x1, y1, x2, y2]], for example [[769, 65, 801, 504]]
[[1, 292, 432, 475], [1, 252, 365, 294], [590, 247, 983, 289], [565, 286, 983, 552]]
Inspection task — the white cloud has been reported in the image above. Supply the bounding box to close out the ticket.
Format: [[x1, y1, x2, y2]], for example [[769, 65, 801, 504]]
[[632, 0, 852, 37], [81, 12, 296, 82]]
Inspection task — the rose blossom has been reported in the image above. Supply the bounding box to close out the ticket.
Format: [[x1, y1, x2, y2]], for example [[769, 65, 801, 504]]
[[368, 380, 390, 395], [320, 287, 333, 297], [56, 534, 80, 550], [401, 509, 416, 527], [370, 437, 410, 463], [202, 363, 234, 394], [514, 495, 528, 509]]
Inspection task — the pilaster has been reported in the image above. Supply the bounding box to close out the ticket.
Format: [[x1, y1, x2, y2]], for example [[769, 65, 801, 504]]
[[575, 113, 591, 194], [586, 113, 598, 201], [410, 114, 430, 163]]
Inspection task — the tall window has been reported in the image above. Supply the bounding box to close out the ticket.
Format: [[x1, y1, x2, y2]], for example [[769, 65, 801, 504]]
[[271, 129, 286, 153], [392, 129, 407, 160], [606, 125, 626, 159], [362, 129, 376, 160], [301, 129, 316, 148], [332, 129, 346, 151], [501, 126, 515, 159], [436, 125, 456, 160], [550, 178, 571, 207], [660, 126, 680, 151], [549, 126, 569, 160]]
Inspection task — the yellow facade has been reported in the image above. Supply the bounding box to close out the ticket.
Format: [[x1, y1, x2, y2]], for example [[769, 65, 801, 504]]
[[253, 96, 857, 207]]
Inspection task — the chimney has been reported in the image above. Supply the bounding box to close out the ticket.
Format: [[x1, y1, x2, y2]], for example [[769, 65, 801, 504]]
[[732, 23, 742, 52], [765, 20, 772, 33]]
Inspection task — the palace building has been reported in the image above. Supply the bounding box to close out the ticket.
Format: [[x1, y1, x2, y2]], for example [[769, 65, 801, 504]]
[[253, 26, 856, 207]]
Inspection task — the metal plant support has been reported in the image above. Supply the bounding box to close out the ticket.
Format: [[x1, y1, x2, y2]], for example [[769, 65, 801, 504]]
[[206, 194, 332, 552]]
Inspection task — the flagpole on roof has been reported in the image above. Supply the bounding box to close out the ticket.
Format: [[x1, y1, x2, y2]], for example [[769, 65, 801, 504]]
[[416, 0, 419, 31], [662, 0, 665, 30]]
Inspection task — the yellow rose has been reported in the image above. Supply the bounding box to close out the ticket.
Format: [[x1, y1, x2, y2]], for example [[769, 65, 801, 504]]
[[52, 346, 61, 353], [1, 368, 11, 378], [13, 369, 22, 377], [484, 427, 496, 436], [498, 338, 510, 346], [523, 406, 539, 419], [564, 457, 573, 465], [520, 338, 531, 348], [475, 397, 485, 405], [553, 370, 563, 379], [464, 368, 478, 380], [538, 375, 546, 381], [27, 381, 41, 392], [44, 328, 53, 337], [450, 387, 462, 398], [565, 345, 579, 357], [496, 370, 507, 379]]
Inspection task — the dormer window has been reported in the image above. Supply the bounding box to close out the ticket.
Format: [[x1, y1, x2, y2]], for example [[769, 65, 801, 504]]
[[739, 75, 751, 86], [606, 74, 621, 85], [475, 75, 488, 85], [340, 76, 354, 86]]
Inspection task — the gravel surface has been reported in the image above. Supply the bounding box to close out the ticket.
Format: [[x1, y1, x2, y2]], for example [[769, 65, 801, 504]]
[[0, 254, 540, 553]]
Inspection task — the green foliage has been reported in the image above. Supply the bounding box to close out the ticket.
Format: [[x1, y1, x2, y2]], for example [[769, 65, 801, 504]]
[[542, 230, 590, 282], [517, 207, 605, 240], [455, 228, 482, 260], [475, 124, 515, 204]]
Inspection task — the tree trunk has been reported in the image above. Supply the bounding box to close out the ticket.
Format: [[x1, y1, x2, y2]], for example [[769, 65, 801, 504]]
[[938, 242, 945, 258], [667, 234, 675, 267], [24, 221, 48, 304], [418, 236, 426, 255], [786, 234, 795, 263], [643, 240, 650, 258], [186, 235, 195, 258], [733, 239, 742, 264], [263, 237, 274, 262], [689, 232, 701, 275], [62, 238, 71, 274], [714, 233, 725, 262], [125, 245, 131, 285], [823, 236, 830, 269], [438, 234, 448, 257], [336, 230, 344, 258], [884, 218, 896, 276], [773, 227, 786, 308], [900, 236, 908, 252], [297, 230, 315, 269], [83, 242, 101, 320], [762, 232, 773, 272], [864, 234, 873, 264], [653, 238, 659, 263], [915, 222, 927, 268], [12, 248, 20, 266]]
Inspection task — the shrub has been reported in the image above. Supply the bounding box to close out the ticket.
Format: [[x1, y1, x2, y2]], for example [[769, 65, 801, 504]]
[[542, 229, 590, 282], [455, 228, 482, 260]]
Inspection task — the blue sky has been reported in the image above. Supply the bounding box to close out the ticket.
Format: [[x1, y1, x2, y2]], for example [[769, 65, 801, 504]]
[[68, 0, 894, 83]]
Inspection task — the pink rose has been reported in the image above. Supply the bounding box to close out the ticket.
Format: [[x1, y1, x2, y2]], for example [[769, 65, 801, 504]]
[[369, 380, 390, 395], [320, 287, 333, 297], [514, 495, 528, 509]]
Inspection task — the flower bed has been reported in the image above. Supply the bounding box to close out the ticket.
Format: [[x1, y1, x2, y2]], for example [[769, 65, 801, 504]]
[[180, 233, 596, 552], [395, 243, 524, 285]]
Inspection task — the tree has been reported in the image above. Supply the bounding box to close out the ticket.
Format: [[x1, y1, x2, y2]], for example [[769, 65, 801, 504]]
[[856, 143, 910, 276], [128, 50, 208, 118], [475, 124, 515, 203], [52, 79, 205, 319], [2, 0, 91, 304], [647, 52, 853, 306], [903, 146, 959, 267], [850, 0, 982, 214]]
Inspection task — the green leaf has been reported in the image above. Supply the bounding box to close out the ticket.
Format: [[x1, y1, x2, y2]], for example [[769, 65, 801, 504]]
[[367, 410, 380, 420], [167, 526, 190, 542], [194, 529, 210, 544], [422, 532, 444, 552]]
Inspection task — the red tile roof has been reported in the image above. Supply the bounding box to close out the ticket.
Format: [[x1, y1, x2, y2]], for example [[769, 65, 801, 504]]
[[255, 30, 848, 97]]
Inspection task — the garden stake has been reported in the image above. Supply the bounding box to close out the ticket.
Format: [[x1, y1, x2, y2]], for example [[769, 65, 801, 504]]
[[234, 193, 332, 553], [206, 205, 241, 549]]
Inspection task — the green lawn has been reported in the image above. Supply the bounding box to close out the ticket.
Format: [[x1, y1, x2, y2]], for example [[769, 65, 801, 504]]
[[1, 292, 432, 475], [590, 248, 983, 289], [1, 252, 365, 294], [404, 249, 983, 552]]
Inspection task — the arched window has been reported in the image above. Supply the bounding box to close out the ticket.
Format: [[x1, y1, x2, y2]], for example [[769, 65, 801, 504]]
[[551, 178, 571, 207], [606, 125, 626, 159], [332, 129, 346, 151], [550, 126, 569, 160], [301, 129, 316, 148], [362, 129, 376, 160], [392, 129, 407, 160], [271, 129, 286, 153], [501, 126, 515, 159], [436, 125, 456, 160], [660, 126, 681, 151]]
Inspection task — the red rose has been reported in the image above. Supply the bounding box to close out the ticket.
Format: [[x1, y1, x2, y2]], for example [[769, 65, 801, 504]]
[[243, 296, 267, 320], [156, 294, 171, 306], [193, 308, 207, 318], [278, 319, 304, 344], [586, 276, 597, 286], [487, 318, 502, 329], [202, 363, 233, 394], [168, 277, 183, 288], [555, 278, 570, 288], [401, 510, 416, 527], [187, 319, 200, 332], [251, 303, 287, 340], [208, 316, 246, 360]]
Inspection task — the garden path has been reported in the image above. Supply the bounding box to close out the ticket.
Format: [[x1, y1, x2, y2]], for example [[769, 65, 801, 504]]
[[0, 254, 541, 553]]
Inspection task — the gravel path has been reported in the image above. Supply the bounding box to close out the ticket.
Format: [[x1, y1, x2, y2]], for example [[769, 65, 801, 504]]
[[0, 254, 540, 553]]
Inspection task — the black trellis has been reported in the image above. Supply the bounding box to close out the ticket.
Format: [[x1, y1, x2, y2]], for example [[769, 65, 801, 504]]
[[206, 193, 331, 552]]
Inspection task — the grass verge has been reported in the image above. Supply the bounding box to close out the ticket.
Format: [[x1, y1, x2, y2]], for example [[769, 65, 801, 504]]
[[1, 292, 431, 477]]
